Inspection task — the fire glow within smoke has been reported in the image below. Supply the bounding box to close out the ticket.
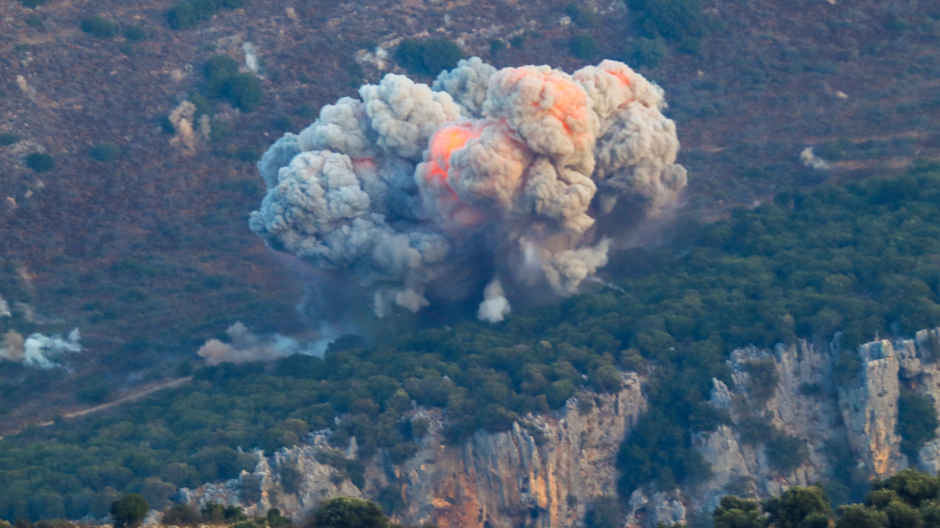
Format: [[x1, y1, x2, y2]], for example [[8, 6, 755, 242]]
[[250, 58, 687, 323]]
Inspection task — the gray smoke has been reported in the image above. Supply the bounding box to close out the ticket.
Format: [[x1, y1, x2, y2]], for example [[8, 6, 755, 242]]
[[197, 322, 329, 365], [0, 328, 82, 368], [252, 58, 687, 321]]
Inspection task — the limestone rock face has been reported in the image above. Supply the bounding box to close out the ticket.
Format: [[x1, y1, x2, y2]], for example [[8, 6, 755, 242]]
[[182, 373, 646, 528], [180, 329, 940, 528]]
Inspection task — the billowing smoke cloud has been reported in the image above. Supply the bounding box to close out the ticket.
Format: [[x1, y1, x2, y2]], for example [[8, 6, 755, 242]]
[[197, 322, 331, 365], [477, 279, 511, 323], [800, 147, 830, 170], [251, 59, 686, 321], [0, 328, 82, 368]]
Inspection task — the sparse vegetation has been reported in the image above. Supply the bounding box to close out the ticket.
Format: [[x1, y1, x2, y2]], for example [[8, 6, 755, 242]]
[[571, 34, 599, 60], [202, 55, 263, 112], [395, 38, 464, 76], [25, 152, 55, 172], [123, 25, 148, 41], [896, 388, 939, 460], [168, 0, 245, 30], [80, 16, 119, 38], [0, 132, 21, 147], [89, 142, 120, 162]]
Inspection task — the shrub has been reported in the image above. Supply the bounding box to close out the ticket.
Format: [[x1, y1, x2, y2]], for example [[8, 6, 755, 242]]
[[124, 25, 148, 41], [90, 142, 120, 162], [0, 132, 21, 147], [585, 496, 621, 528], [278, 461, 302, 494], [896, 389, 939, 460], [25, 152, 55, 172], [20, 0, 45, 8], [625, 37, 667, 67], [627, 0, 704, 42], [167, 2, 196, 29], [765, 433, 808, 474], [163, 504, 201, 526], [77, 378, 111, 404], [743, 358, 779, 406], [395, 38, 464, 76], [110, 494, 149, 528], [571, 34, 598, 60], [80, 16, 119, 38], [763, 485, 830, 528], [311, 497, 388, 528], [565, 3, 599, 28]]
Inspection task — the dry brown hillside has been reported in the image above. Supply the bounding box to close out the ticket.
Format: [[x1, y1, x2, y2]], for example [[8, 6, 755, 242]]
[[0, 0, 938, 428]]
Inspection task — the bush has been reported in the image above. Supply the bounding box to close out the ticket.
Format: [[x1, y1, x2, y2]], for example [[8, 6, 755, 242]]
[[896, 389, 939, 460], [167, 1, 196, 29], [743, 358, 779, 406], [110, 494, 149, 528], [311, 497, 388, 528], [80, 16, 119, 38], [90, 142, 120, 162], [124, 25, 148, 41], [585, 496, 621, 528], [571, 34, 598, 60], [20, 0, 45, 8], [395, 38, 464, 76], [25, 152, 55, 172], [765, 433, 808, 474], [627, 0, 704, 42], [624, 37, 667, 67], [565, 3, 599, 28], [0, 132, 21, 147], [201, 56, 263, 112], [763, 485, 830, 528], [77, 378, 111, 404], [163, 504, 201, 526]]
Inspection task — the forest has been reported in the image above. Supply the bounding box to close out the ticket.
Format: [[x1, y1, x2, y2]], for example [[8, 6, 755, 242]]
[[4, 164, 940, 520]]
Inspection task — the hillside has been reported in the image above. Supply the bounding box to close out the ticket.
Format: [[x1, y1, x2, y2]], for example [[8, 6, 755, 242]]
[[1, 0, 939, 429]]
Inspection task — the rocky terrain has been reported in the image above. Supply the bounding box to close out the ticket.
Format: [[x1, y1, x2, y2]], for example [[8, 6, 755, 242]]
[[175, 328, 940, 528], [1, 0, 939, 427]]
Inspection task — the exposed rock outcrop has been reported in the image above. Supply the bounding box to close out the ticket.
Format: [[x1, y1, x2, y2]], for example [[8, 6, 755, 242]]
[[182, 373, 646, 528], [181, 329, 940, 528]]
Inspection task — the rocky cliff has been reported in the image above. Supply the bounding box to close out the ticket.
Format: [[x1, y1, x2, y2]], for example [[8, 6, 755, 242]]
[[181, 373, 647, 528], [180, 329, 940, 528]]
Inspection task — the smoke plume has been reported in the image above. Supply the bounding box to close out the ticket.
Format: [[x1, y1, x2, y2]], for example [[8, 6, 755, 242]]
[[0, 328, 82, 368], [251, 58, 686, 321], [197, 322, 329, 365]]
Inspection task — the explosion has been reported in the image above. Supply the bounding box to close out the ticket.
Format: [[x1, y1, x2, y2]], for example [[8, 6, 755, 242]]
[[250, 58, 686, 322]]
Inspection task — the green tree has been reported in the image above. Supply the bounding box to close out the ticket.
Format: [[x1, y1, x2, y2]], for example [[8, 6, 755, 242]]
[[763, 486, 830, 528], [835, 504, 887, 528], [25, 152, 54, 172], [897, 390, 939, 461], [714, 495, 766, 528], [871, 469, 940, 508], [110, 494, 149, 528], [585, 496, 621, 528], [310, 497, 388, 528]]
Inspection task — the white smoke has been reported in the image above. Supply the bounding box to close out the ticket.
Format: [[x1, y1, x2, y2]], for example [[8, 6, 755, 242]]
[[477, 279, 511, 323], [800, 147, 830, 170], [0, 328, 82, 368], [251, 58, 687, 318], [169, 101, 197, 154], [197, 322, 328, 365], [0, 297, 10, 318], [243, 42, 259, 74]]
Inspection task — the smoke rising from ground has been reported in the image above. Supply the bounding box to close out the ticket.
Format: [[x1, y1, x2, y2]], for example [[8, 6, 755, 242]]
[[0, 328, 82, 368], [197, 322, 332, 365], [251, 58, 686, 322]]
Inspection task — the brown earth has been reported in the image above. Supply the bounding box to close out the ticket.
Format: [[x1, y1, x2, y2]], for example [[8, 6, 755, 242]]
[[0, 0, 937, 428]]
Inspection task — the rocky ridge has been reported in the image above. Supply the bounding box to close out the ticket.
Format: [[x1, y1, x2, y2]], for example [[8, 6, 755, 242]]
[[181, 329, 940, 528]]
